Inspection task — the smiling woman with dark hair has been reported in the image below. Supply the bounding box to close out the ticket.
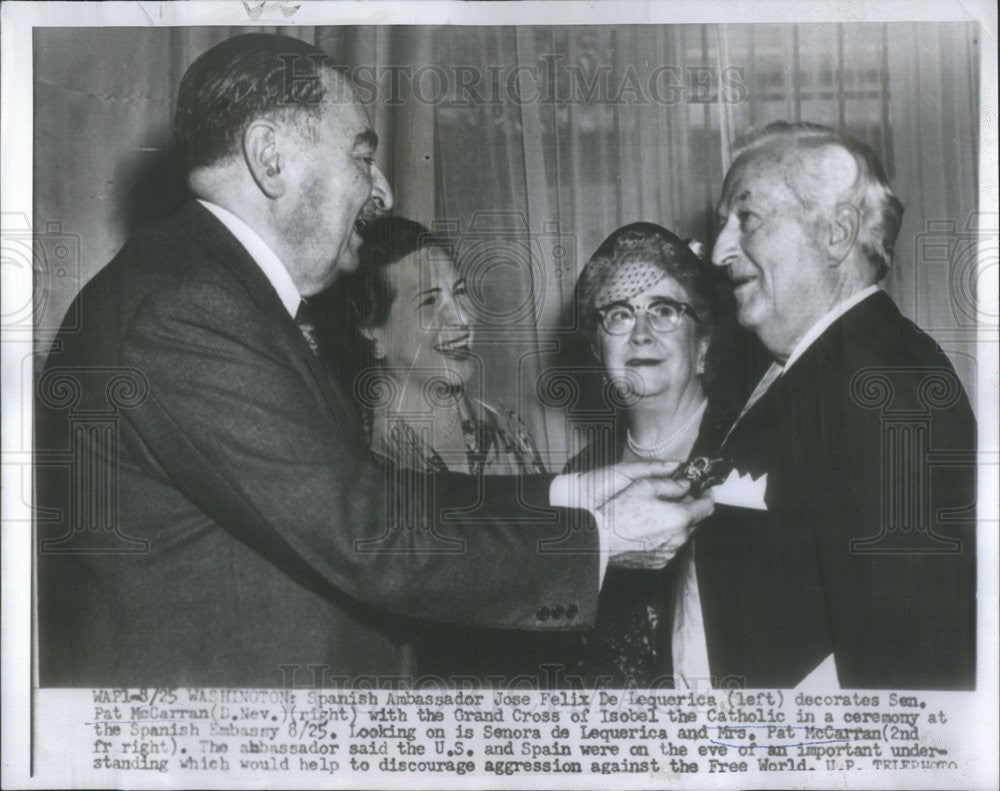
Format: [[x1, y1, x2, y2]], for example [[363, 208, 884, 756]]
[[344, 215, 545, 476], [341, 215, 553, 681]]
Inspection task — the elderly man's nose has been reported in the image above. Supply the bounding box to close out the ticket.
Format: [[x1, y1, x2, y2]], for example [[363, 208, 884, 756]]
[[371, 164, 394, 212], [712, 215, 738, 268]]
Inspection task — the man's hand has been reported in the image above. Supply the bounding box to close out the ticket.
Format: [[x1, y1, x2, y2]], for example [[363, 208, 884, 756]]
[[598, 477, 714, 569], [554, 460, 685, 514]]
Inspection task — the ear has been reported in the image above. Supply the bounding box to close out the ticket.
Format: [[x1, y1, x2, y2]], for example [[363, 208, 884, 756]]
[[828, 202, 860, 265], [361, 325, 386, 360], [243, 119, 285, 199]]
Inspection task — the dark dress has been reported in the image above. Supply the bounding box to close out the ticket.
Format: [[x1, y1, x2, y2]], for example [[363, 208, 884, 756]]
[[363, 399, 572, 684], [377, 396, 737, 689], [560, 400, 735, 688]]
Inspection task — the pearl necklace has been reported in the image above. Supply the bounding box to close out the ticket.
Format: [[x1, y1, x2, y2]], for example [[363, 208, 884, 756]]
[[626, 400, 707, 459]]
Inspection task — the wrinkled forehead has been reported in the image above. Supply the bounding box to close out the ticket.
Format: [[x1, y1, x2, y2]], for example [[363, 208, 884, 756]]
[[595, 259, 670, 307], [317, 71, 376, 137], [317, 66, 363, 106], [719, 142, 854, 213], [718, 147, 795, 209]]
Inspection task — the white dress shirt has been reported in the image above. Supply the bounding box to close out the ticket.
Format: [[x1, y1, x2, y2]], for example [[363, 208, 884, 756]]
[[198, 199, 302, 318], [672, 285, 883, 690]]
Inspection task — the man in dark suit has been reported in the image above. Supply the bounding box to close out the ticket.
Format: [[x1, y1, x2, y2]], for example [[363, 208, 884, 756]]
[[673, 122, 976, 689], [35, 34, 711, 688]]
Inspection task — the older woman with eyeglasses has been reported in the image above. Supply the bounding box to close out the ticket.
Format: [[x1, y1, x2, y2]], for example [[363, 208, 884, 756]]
[[565, 221, 736, 687]]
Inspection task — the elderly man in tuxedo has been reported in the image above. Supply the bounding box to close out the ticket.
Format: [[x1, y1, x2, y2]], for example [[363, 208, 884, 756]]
[[673, 122, 976, 689], [35, 33, 711, 688]]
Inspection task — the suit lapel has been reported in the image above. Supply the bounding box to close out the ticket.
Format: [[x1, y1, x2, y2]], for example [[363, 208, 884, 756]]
[[721, 291, 891, 475], [179, 201, 362, 431]]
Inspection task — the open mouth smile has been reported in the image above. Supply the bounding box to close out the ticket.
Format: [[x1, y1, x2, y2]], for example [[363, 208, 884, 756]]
[[434, 335, 473, 359], [730, 272, 759, 292], [354, 202, 380, 235], [625, 357, 664, 367]]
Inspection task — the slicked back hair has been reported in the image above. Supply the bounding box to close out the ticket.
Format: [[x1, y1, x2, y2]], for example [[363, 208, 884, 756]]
[[173, 33, 343, 172], [730, 121, 904, 280]]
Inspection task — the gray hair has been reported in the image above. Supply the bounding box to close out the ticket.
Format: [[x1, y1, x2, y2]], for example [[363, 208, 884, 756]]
[[730, 121, 903, 280]]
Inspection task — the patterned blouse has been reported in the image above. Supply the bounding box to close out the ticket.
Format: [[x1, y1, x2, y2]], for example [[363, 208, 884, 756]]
[[364, 397, 549, 682], [367, 399, 546, 476]]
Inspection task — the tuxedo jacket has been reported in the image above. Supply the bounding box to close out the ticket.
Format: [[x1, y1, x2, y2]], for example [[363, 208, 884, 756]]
[[36, 201, 599, 687], [695, 291, 976, 689]]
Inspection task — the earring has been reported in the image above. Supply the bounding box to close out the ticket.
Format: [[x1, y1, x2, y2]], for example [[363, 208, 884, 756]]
[[696, 358, 705, 375]]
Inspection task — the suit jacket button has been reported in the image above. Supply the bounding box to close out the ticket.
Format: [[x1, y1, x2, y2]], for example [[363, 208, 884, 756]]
[[566, 605, 578, 619], [551, 605, 565, 619], [536, 606, 550, 621]]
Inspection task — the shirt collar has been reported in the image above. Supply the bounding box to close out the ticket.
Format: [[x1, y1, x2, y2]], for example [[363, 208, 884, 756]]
[[780, 284, 882, 372], [726, 284, 882, 443], [197, 199, 302, 318]]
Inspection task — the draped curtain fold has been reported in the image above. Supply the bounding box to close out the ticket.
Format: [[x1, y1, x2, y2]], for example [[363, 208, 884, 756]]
[[420, 23, 980, 461], [34, 23, 981, 463]]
